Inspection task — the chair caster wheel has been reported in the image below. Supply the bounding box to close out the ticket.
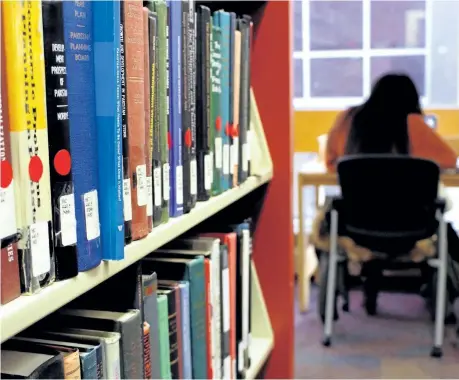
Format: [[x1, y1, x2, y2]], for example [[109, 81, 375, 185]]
[[322, 337, 331, 347], [430, 346, 443, 358], [342, 303, 349, 312]]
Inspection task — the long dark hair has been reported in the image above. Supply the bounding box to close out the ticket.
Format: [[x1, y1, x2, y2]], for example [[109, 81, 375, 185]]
[[345, 73, 422, 155]]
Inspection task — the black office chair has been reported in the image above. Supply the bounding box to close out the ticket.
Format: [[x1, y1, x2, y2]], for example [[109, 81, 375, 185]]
[[321, 155, 448, 358]]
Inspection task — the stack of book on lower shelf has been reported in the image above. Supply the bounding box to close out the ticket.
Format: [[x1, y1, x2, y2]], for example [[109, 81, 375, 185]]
[[1, 220, 269, 380]]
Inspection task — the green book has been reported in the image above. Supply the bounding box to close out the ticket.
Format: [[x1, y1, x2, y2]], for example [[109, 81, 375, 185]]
[[157, 294, 171, 380], [151, 0, 170, 223], [210, 24, 223, 196]]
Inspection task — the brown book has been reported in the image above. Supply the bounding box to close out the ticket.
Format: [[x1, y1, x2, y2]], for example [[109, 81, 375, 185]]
[[42, 345, 81, 380], [0, 21, 21, 305], [143, 7, 153, 232], [124, 0, 148, 240], [143, 322, 152, 379]]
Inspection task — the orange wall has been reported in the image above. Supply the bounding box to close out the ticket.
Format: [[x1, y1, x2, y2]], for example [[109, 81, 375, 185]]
[[294, 109, 459, 152]]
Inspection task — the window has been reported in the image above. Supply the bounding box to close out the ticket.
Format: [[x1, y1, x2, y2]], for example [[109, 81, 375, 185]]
[[293, 0, 459, 109]]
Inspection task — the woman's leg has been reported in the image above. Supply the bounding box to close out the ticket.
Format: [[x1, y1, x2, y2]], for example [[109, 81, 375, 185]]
[[361, 260, 383, 315]]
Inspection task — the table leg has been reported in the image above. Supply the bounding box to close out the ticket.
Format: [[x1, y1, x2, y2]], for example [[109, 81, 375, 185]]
[[298, 181, 310, 312]]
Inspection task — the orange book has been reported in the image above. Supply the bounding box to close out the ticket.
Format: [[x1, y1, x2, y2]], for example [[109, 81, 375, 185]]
[[143, 322, 152, 379]]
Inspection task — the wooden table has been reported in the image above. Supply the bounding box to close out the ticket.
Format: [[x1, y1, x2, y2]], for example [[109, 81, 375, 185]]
[[296, 171, 459, 313]]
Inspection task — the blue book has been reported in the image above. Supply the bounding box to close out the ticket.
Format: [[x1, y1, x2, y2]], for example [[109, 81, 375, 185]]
[[63, 0, 102, 271], [214, 11, 231, 191], [179, 281, 192, 380], [167, 0, 183, 217], [93, 0, 124, 261]]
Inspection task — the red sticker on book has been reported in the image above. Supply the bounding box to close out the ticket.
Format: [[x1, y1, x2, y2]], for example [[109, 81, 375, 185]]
[[29, 156, 43, 183], [185, 128, 192, 147], [54, 149, 72, 176], [215, 116, 222, 132], [232, 123, 239, 138], [1, 160, 13, 188], [167, 131, 172, 149]]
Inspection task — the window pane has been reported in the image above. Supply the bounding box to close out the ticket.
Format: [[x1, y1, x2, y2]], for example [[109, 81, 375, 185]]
[[371, 0, 426, 48], [310, 0, 363, 51], [310, 58, 363, 97], [370, 55, 426, 95], [294, 58, 304, 98], [293, 0, 303, 52]]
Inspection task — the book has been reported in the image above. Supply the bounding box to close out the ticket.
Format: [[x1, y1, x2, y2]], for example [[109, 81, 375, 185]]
[[214, 11, 231, 192], [228, 12, 237, 188], [143, 255, 207, 379], [124, 0, 149, 240], [42, 0, 78, 280], [63, 0, 102, 272], [231, 22, 242, 188], [3, 0, 55, 293], [196, 6, 212, 201], [156, 293, 171, 379], [210, 24, 223, 196], [120, 0, 133, 244], [168, 0, 184, 217], [143, 7, 154, 232], [93, 0, 124, 260], [0, 16, 21, 304], [143, 322, 152, 379], [178, 281, 192, 379], [1, 345, 66, 379]]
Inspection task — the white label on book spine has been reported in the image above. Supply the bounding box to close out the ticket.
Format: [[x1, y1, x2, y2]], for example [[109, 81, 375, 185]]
[[190, 159, 197, 195], [204, 154, 212, 190], [153, 167, 162, 207], [163, 163, 170, 201], [223, 356, 231, 380], [123, 178, 132, 222], [222, 267, 230, 332], [146, 176, 153, 216], [223, 143, 230, 175], [59, 193, 77, 247], [238, 341, 245, 372], [242, 143, 248, 172], [136, 164, 147, 206], [215, 137, 223, 169], [30, 221, 51, 277], [84, 190, 100, 241], [176, 165, 183, 205], [0, 180, 17, 239], [231, 137, 239, 170]]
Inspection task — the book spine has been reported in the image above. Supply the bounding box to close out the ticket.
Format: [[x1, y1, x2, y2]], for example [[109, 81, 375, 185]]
[[143, 322, 152, 379], [0, 11, 21, 305], [95, 345, 103, 379], [143, 8, 153, 232], [196, 7, 212, 201], [120, 1, 133, 244], [247, 19, 253, 176], [205, 259, 213, 380], [148, 12, 162, 227], [232, 30, 242, 188], [164, 290, 179, 379], [221, 246, 231, 379], [238, 18, 249, 183], [180, 282, 192, 380], [4, 0, 55, 293], [124, 0, 148, 241], [174, 287, 184, 379], [157, 294, 172, 379], [81, 349, 98, 380], [119, 312, 144, 379], [153, 0, 170, 224], [42, 0, 78, 279], [63, 0, 102, 272], [210, 24, 222, 196], [181, 0, 191, 214], [93, 0, 124, 261], [188, 0, 197, 210], [211, 249, 222, 380], [63, 349, 81, 380], [168, 0, 183, 217], [228, 13, 236, 188]]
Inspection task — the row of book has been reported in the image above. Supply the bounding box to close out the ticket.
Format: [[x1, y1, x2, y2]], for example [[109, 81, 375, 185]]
[[0, 0, 254, 303], [1, 221, 254, 380]]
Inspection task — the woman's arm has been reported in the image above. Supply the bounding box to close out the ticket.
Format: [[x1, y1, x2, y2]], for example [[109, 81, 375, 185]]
[[409, 114, 458, 170], [325, 111, 349, 172]]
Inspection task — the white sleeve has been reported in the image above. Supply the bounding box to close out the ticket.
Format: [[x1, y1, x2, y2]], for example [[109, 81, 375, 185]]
[[438, 182, 452, 212]]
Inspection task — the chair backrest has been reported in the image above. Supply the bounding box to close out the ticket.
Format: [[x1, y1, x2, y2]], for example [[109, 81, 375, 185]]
[[337, 155, 440, 250]]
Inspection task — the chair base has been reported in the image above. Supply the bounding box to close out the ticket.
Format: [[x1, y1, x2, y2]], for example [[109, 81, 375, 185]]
[[430, 346, 443, 358], [322, 337, 331, 347]]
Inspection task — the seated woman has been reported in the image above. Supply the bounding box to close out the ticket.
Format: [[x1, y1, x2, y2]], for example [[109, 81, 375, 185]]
[[311, 73, 459, 316]]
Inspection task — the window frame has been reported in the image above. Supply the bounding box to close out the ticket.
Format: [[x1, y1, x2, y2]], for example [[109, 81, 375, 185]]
[[294, 0, 434, 110]]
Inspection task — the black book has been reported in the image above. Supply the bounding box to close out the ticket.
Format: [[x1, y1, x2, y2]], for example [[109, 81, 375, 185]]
[[228, 12, 237, 187], [237, 16, 251, 183], [188, 0, 197, 211], [148, 11, 163, 226], [120, 0, 133, 244], [42, 0, 78, 281], [196, 5, 212, 201]]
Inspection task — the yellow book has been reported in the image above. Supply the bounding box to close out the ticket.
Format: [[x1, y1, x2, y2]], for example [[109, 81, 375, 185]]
[[2, 0, 54, 293]]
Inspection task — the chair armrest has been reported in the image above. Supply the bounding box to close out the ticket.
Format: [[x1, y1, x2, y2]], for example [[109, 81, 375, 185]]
[[435, 198, 447, 214]]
